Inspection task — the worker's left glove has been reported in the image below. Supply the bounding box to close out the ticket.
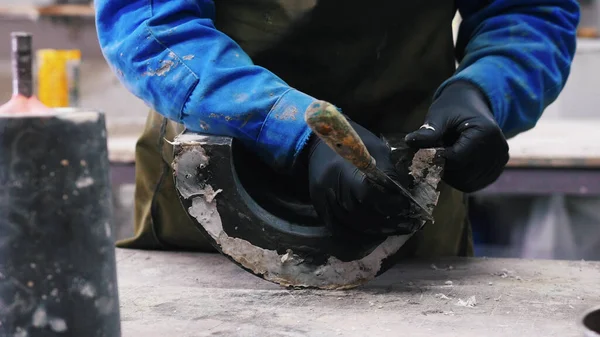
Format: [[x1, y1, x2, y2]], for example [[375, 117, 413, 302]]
[[405, 81, 509, 193]]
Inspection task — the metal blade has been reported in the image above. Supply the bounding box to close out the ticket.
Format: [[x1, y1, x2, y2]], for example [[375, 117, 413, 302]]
[[364, 169, 434, 221]]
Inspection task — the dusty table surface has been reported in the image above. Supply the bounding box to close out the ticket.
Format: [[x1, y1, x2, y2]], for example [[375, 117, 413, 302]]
[[115, 249, 600, 337]]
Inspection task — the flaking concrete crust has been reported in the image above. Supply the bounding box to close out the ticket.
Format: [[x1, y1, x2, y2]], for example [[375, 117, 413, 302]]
[[183, 146, 442, 290]]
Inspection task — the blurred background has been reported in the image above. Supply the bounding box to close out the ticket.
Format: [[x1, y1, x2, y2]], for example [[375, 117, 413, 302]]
[[1, 0, 599, 260]]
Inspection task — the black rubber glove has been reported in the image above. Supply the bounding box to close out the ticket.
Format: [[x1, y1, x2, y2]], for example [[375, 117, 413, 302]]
[[298, 118, 413, 236], [405, 81, 509, 193]]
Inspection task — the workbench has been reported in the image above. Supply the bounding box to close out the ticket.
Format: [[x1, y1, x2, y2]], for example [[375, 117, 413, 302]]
[[116, 249, 600, 337], [478, 119, 600, 196], [468, 119, 600, 260]]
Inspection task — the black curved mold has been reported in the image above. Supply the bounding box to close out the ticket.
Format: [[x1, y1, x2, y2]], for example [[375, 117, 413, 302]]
[[173, 132, 431, 268]]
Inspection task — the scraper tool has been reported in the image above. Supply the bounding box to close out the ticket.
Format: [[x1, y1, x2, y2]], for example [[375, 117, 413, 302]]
[[305, 100, 434, 221]]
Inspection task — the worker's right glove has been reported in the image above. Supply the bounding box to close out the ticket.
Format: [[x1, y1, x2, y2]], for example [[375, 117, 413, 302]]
[[405, 81, 509, 193], [297, 118, 414, 236]]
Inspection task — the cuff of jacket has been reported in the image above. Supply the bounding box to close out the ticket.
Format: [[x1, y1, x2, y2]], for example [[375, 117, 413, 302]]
[[434, 58, 509, 131], [257, 88, 317, 172]]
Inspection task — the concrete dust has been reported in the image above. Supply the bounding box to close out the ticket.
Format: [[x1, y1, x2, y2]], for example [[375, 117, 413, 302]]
[[430, 264, 454, 271], [495, 268, 524, 281], [435, 293, 451, 300], [422, 309, 444, 315], [456, 296, 477, 308]]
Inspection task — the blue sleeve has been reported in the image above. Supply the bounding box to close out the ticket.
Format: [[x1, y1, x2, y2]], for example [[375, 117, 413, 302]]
[[94, 0, 316, 171], [442, 0, 580, 138]]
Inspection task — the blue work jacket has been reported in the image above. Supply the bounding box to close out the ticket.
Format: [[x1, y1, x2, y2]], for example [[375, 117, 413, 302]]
[[95, 0, 579, 171]]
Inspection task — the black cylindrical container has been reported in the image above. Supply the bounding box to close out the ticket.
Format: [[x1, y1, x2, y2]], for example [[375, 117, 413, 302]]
[[0, 110, 121, 336]]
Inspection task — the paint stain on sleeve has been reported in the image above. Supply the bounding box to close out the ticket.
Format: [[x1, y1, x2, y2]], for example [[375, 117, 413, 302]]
[[144, 60, 176, 77], [274, 106, 298, 120], [143, 52, 179, 76], [235, 93, 250, 103], [199, 120, 210, 130]]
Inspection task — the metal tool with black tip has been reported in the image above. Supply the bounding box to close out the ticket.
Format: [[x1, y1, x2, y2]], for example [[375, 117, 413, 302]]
[[304, 100, 434, 221]]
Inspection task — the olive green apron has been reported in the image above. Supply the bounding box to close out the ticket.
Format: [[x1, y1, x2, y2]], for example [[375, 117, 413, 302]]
[[117, 0, 474, 258]]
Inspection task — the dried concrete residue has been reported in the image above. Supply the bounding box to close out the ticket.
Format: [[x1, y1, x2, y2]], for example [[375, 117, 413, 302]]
[[32, 307, 48, 328], [104, 222, 112, 238], [169, 137, 208, 171], [94, 297, 117, 316], [234, 93, 250, 103], [75, 176, 95, 188], [189, 196, 412, 290], [14, 327, 27, 337], [170, 140, 224, 201], [71, 277, 97, 298], [274, 106, 298, 120], [456, 296, 477, 308], [410, 148, 441, 181], [30, 306, 68, 333], [435, 293, 451, 300], [431, 264, 453, 271], [409, 148, 443, 215], [1, 109, 101, 123], [155, 61, 175, 76], [182, 144, 444, 290], [495, 268, 522, 280], [145, 60, 175, 77], [56, 110, 101, 124], [199, 185, 222, 204], [80, 283, 97, 298], [48, 318, 68, 332]]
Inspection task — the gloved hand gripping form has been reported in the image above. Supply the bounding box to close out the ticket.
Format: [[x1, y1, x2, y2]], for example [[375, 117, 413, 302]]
[[406, 82, 509, 193], [297, 117, 413, 236]]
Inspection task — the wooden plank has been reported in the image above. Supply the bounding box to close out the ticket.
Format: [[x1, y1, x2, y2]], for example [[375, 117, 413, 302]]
[[0, 4, 95, 19]]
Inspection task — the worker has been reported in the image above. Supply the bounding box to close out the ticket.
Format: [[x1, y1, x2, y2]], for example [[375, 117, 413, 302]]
[[95, 1, 580, 256]]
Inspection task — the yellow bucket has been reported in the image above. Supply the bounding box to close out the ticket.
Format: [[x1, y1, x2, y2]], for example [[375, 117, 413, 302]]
[[37, 49, 81, 108]]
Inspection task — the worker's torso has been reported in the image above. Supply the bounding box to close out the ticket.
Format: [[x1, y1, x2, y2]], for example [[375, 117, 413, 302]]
[[125, 0, 473, 258], [214, 0, 457, 133]]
